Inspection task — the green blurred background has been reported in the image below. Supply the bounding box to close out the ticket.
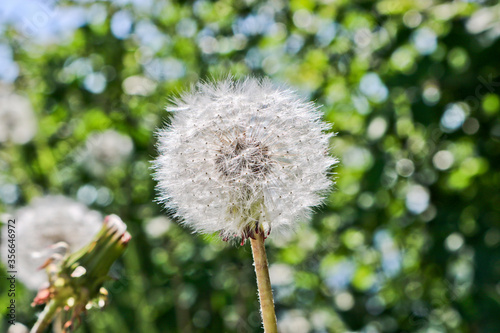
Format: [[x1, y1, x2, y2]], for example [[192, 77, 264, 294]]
[[1, 0, 500, 332]]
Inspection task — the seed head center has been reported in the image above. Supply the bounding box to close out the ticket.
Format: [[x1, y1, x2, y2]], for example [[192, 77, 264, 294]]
[[216, 134, 271, 179]]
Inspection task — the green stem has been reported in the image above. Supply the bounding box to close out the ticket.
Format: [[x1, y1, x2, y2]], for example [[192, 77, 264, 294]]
[[52, 312, 63, 333], [250, 232, 278, 333], [30, 300, 61, 333]]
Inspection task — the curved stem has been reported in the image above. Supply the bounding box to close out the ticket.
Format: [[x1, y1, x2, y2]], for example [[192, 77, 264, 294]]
[[31, 300, 61, 333], [250, 232, 278, 333]]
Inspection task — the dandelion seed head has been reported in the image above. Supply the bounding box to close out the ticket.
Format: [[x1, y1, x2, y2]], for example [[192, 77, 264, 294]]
[[79, 129, 133, 176], [0, 89, 37, 144], [1, 196, 102, 290], [153, 77, 337, 239], [7, 323, 29, 333]]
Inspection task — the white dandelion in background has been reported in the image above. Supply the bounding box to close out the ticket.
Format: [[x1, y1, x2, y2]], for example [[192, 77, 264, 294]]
[[79, 129, 134, 175], [1, 195, 102, 290], [0, 88, 37, 144], [278, 310, 311, 333], [143, 216, 173, 239], [153, 77, 336, 333], [153, 77, 337, 241], [6, 323, 29, 333]]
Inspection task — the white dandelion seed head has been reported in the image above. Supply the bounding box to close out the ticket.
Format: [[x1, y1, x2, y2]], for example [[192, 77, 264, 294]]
[[7, 323, 29, 333], [79, 129, 134, 175], [0, 90, 37, 144], [278, 310, 311, 333], [153, 77, 337, 239], [144, 216, 173, 239], [0, 195, 102, 290]]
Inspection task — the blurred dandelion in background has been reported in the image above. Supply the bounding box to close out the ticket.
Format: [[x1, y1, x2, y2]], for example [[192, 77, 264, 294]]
[[1, 195, 101, 290], [6, 322, 28, 333], [78, 130, 134, 176], [0, 87, 37, 144]]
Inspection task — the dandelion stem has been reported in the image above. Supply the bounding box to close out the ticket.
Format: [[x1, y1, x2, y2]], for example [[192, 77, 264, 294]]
[[250, 231, 278, 333], [52, 312, 63, 333], [31, 300, 61, 333]]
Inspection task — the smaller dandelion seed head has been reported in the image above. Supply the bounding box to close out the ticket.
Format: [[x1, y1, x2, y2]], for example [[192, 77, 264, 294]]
[[153, 77, 337, 241], [85, 130, 133, 164], [0, 89, 37, 144], [0, 196, 102, 290], [6, 322, 29, 333], [78, 129, 134, 176]]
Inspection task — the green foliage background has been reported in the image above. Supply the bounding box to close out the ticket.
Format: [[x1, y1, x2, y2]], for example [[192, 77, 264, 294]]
[[1, 0, 500, 332]]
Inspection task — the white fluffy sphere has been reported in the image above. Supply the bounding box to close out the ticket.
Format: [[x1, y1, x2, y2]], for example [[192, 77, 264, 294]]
[[1, 196, 102, 290], [0, 90, 37, 144], [153, 77, 336, 239]]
